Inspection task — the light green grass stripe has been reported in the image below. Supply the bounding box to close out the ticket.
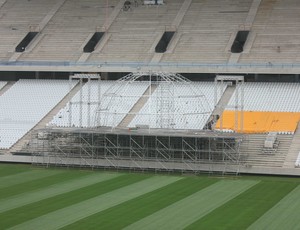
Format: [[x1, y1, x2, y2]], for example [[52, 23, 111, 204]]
[[0, 170, 61, 189], [125, 179, 259, 230], [0, 172, 120, 213], [248, 184, 300, 230], [9, 175, 182, 230]]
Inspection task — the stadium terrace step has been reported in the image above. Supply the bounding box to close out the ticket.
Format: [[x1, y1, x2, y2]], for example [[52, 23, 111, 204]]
[[240, 134, 292, 168], [283, 123, 300, 168], [0, 81, 15, 96]]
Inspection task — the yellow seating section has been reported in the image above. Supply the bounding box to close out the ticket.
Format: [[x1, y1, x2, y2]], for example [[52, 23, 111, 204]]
[[215, 110, 300, 133]]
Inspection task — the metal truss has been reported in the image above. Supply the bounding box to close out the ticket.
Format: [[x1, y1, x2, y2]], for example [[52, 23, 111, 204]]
[[68, 74, 101, 128], [27, 127, 244, 175], [215, 75, 244, 132], [94, 71, 211, 130]]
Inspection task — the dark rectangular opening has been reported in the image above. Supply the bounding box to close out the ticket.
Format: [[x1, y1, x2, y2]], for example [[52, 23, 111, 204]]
[[155, 31, 175, 53], [231, 30, 249, 53], [83, 32, 105, 53], [15, 32, 39, 52]]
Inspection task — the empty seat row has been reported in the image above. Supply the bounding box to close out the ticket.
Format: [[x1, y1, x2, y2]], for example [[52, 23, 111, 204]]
[[129, 82, 226, 130], [0, 79, 76, 149], [49, 80, 149, 128], [228, 82, 300, 112]]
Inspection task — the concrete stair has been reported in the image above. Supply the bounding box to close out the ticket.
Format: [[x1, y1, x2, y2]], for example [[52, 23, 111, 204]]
[[283, 123, 300, 168], [9, 82, 82, 154], [0, 81, 15, 96], [118, 84, 158, 128], [213, 85, 235, 116], [209, 85, 235, 129], [240, 134, 292, 168]]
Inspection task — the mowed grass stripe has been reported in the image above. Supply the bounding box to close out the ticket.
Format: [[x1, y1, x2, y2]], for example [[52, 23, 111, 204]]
[[0, 170, 95, 199], [8, 176, 182, 230], [0, 172, 121, 213], [0, 170, 61, 189], [1, 174, 148, 229], [0, 164, 30, 177], [185, 180, 298, 230], [248, 184, 300, 230], [61, 177, 219, 230], [125, 179, 259, 230]]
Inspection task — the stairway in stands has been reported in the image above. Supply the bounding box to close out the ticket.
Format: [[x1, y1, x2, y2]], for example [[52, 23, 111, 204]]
[[208, 84, 235, 129], [118, 84, 158, 128], [283, 123, 300, 168], [9, 81, 82, 154], [213, 85, 235, 117], [0, 81, 15, 96], [240, 134, 292, 168]]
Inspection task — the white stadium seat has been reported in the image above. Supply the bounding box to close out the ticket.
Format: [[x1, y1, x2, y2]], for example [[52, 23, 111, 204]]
[[0, 79, 76, 149]]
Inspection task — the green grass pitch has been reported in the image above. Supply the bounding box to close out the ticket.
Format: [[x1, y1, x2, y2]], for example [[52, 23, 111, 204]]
[[0, 163, 300, 230]]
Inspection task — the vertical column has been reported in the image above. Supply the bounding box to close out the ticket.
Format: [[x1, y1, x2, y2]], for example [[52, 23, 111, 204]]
[[87, 76, 91, 127], [79, 78, 83, 127], [240, 80, 244, 133], [35, 71, 39, 79], [235, 82, 239, 132], [68, 76, 73, 127]]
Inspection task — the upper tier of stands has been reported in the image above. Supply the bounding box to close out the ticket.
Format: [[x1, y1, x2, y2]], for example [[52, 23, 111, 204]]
[[162, 0, 252, 63], [0, 0, 299, 69], [88, 0, 182, 63], [0, 79, 75, 149], [19, 0, 119, 62], [0, 0, 58, 60], [240, 0, 300, 64]]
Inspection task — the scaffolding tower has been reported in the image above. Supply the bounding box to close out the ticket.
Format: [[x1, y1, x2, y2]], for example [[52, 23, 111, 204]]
[[68, 74, 101, 128], [215, 75, 244, 132], [25, 72, 245, 175], [28, 127, 244, 175]]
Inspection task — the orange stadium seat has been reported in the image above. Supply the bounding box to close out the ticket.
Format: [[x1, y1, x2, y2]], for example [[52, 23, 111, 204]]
[[215, 111, 300, 133]]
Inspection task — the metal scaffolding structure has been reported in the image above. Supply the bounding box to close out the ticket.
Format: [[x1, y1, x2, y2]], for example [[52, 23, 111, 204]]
[[27, 127, 244, 175], [94, 72, 211, 130], [68, 74, 101, 128], [23, 72, 246, 175], [215, 75, 244, 132]]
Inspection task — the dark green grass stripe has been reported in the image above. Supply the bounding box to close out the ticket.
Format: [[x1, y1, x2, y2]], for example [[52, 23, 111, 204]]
[[0, 174, 150, 229], [248, 184, 300, 230], [0, 170, 91, 199], [61, 177, 219, 230], [0, 173, 120, 213], [0, 170, 61, 189], [184, 181, 298, 230], [0, 164, 31, 177], [125, 180, 257, 230], [9, 176, 181, 230]]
